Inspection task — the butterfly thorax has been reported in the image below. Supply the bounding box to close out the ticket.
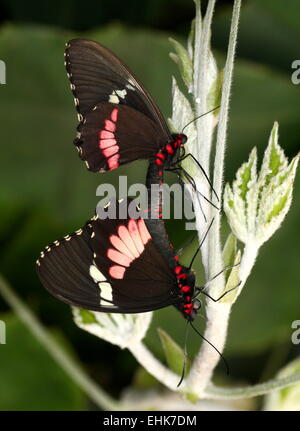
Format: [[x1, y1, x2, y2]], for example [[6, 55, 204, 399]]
[[154, 133, 187, 170]]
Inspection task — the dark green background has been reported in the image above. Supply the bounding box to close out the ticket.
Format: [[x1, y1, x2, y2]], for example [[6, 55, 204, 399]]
[[0, 0, 299, 410]]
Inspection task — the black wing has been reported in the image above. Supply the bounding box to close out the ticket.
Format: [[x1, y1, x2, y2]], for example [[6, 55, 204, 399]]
[[65, 38, 172, 171], [37, 199, 178, 313]]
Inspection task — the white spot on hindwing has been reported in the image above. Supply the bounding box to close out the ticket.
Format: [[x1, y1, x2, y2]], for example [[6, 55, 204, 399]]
[[89, 264, 113, 305]]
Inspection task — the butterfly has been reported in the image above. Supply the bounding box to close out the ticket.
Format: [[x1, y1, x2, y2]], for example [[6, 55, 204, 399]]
[[64, 38, 190, 174], [36, 198, 201, 320]]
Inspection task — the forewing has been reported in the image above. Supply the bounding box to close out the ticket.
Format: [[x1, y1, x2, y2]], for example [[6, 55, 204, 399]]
[[65, 38, 171, 137]]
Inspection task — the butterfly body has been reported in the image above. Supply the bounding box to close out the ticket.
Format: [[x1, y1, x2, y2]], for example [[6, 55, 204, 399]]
[[153, 133, 187, 172]]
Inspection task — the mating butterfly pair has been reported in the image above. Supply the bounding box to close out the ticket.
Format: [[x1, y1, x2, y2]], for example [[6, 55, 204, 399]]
[[37, 38, 203, 320]]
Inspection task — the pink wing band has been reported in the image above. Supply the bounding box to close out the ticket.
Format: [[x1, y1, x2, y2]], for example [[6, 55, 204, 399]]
[[108, 218, 151, 279], [98, 108, 120, 170]]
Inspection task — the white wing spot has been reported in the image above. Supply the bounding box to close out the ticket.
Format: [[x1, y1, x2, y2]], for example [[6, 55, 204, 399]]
[[116, 89, 127, 99], [89, 264, 113, 305], [109, 93, 119, 104], [90, 264, 106, 282], [99, 282, 113, 305], [126, 83, 135, 91]]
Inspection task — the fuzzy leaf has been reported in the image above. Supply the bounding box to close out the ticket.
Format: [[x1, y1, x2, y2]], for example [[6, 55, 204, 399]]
[[224, 123, 298, 247], [73, 308, 152, 349], [224, 183, 248, 243], [206, 69, 223, 113], [78, 309, 97, 324], [187, 18, 195, 60], [258, 122, 287, 188], [169, 37, 193, 89], [169, 77, 197, 163]]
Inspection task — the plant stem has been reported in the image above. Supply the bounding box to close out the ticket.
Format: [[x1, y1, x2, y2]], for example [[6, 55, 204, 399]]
[[205, 373, 300, 400], [186, 0, 242, 397], [192, 0, 217, 272], [129, 341, 181, 391], [0, 274, 121, 411]]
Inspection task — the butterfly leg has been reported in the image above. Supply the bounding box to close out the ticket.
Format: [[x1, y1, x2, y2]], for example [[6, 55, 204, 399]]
[[194, 263, 241, 301], [165, 167, 207, 222], [177, 152, 219, 202], [173, 166, 219, 211]]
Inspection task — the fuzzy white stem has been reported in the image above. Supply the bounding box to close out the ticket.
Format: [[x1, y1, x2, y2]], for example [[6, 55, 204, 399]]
[[192, 0, 217, 273], [186, 0, 242, 397], [204, 372, 300, 400], [128, 341, 182, 391], [187, 302, 231, 396], [239, 241, 259, 286]]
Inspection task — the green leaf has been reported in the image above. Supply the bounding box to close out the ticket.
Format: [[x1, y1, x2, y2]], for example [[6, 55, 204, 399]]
[[221, 232, 241, 304], [259, 122, 287, 188], [221, 250, 241, 304], [206, 69, 223, 112], [237, 147, 257, 202], [157, 327, 189, 376], [77, 308, 97, 324], [265, 188, 290, 223], [187, 18, 195, 59], [222, 232, 237, 279], [0, 313, 85, 410]]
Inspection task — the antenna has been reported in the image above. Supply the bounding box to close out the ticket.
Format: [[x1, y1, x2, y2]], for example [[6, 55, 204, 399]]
[[181, 105, 220, 134], [188, 218, 214, 270]]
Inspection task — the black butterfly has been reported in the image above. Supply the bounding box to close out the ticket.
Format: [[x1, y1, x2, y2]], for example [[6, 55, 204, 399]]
[[65, 38, 188, 173], [36, 198, 200, 320]]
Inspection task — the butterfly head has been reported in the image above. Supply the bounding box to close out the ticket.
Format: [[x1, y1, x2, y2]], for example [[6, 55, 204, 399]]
[[174, 133, 187, 147]]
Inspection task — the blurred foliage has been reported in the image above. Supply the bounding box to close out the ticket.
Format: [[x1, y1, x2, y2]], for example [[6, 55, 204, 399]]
[[0, 0, 299, 409], [0, 0, 234, 33], [0, 313, 85, 410]]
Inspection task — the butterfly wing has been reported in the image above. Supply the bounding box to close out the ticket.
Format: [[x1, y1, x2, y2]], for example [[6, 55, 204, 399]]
[[37, 199, 178, 313], [65, 38, 172, 171]]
